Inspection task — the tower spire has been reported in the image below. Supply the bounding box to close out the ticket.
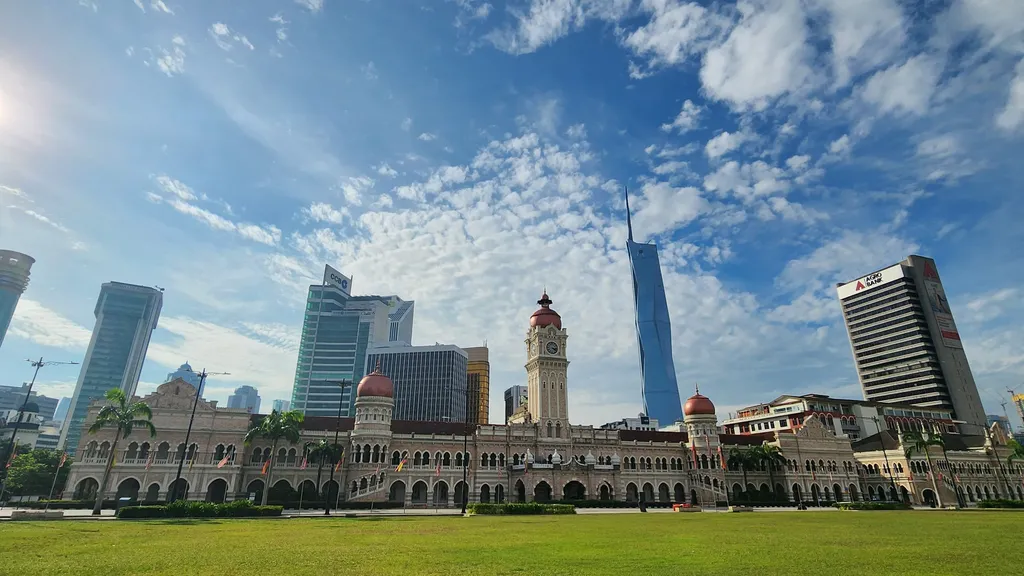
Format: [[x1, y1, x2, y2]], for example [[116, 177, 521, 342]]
[[624, 185, 633, 242]]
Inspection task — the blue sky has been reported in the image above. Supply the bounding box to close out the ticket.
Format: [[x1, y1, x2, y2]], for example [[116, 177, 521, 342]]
[[1, 0, 1022, 427]]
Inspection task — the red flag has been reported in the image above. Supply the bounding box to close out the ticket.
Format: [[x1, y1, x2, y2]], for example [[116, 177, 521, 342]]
[[261, 458, 270, 476], [300, 456, 308, 470], [690, 444, 698, 467], [717, 446, 726, 471], [374, 463, 381, 475], [335, 450, 344, 473], [145, 453, 154, 470], [217, 456, 230, 469], [435, 459, 441, 477], [58, 452, 68, 469], [395, 458, 407, 472]]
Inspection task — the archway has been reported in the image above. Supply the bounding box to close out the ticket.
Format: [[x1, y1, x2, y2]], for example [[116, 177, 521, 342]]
[[690, 489, 699, 505], [922, 489, 937, 507], [496, 484, 505, 503], [270, 480, 293, 503], [848, 484, 859, 502], [658, 483, 671, 502], [454, 481, 468, 508], [412, 481, 428, 505], [480, 484, 491, 503], [534, 481, 552, 502], [733, 483, 743, 502], [515, 480, 526, 503], [792, 484, 802, 504], [600, 484, 611, 501], [674, 483, 685, 502], [322, 480, 339, 505], [389, 480, 406, 504], [774, 483, 785, 502], [169, 478, 189, 501], [868, 486, 876, 500], [245, 479, 264, 503], [759, 483, 771, 501], [810, 484, 821, 505], [563, 481, 586, 500], [433, 481, 449, 506], [626, 483, 638, 502], [205, 479, 228, 503], [642, 483, 654, 502], [900, 486, 911, 504], [116, 478, 140, 501], [298, 480, 317, 503], [145, 483, 160, 502], [74, 478, 99, 500]]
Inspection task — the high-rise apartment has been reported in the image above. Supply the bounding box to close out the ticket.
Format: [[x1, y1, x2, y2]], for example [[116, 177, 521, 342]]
[[366, 343, 468, 422], [227, 385, 261, 413], [837, 255, 986, 428], [624, 191, 683, 425], [165, 361, 202, 393], [290, 265, 414, 418], [0, 250, 34, 351], [59, 282, 163, 454], [463, 345, 489, 424], [504, 385, 527, 422]]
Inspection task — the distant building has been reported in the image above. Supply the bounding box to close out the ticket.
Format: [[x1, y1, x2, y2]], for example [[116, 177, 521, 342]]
[[0, 249, 34, 351], [463, 346, 489, 425], [601, 414, 660, 431], [0, 403, 58, 451], [165, 362, 202, 393], [227, 386, 261, 414], [53, 397, 71, 426], [272, 399, 291, 413], [366, 343, 468, 422], [59, 282, 163, 455], [987, 415, 1012, 437], [504, 385, 527, 423], [0, 384, 59, 421]]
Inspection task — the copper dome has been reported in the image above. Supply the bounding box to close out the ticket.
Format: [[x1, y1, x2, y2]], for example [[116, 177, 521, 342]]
[[357, 365, 394, 398], [683, 393, 715, 416], [530, 291, 561, 329]]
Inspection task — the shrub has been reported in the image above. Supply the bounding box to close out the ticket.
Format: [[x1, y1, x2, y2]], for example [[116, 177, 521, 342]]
[[116, 501, 284, 519], [467, 503, 575, 515], [15, 499, 120, 510], [834, 502, 912, 511], [977, 499, 1024, 509], [117, 506, 168, 519]]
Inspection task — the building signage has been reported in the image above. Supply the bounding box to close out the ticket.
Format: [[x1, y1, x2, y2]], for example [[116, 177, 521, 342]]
[[324, 264, 352, 296], [920, 262, 963, 349], [836, 264, 905, 299]]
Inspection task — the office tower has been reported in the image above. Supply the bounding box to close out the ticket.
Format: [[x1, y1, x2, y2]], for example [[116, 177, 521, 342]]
[[463, 345, 489, 424], [0, 384, 59, 421], [624, 190, 683, 425], [227, 385, 262, 413], [987, 415, 1012, 436], [290, 265, 414, 418], [58, 283, 162, 454], [0, 250, 34, 350], [164, 361, 203, 392], [504, 385, 527, 422], [837, 255, 986, 428], [365, 343, 468, 422], [53, 397, 71, 425], [272, 399, 291, 412]]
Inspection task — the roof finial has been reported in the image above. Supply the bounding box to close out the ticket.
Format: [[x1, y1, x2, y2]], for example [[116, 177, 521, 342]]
[[695, 382, 700, 395], [374, 359, 381, 373], [624, 185, 634, 242]]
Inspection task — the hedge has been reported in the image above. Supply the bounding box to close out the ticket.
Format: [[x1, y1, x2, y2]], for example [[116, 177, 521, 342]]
[[834, 502, 912, 511], [977, 499, 1024, 509], [12, 499, 122, 510], [117, 500, 283, 519], [467, 503, 575, 515]]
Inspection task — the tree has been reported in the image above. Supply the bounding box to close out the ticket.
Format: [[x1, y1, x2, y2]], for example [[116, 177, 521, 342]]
[[306, 439, 341, 507], [87, 389, 157, 515], [727, 447, 754, 501], [902, 430, 944, 507], [5, 449, 73, 496], [750, 443, 786, 501], [244, 410, 304, 506], [1006, 438, 1024, 467]]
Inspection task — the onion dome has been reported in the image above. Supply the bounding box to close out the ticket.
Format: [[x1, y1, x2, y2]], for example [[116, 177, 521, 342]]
[[585, 450, 596, 465], [683, 392, 716, 416], [357, 362, 394, 398], [530, 291, 562, 329], [610, 452, 621, 466], [551, 449, 562, 465]]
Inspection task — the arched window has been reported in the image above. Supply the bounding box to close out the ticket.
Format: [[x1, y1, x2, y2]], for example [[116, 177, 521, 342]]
[[126, 442, 139, 460], [490, 453, 497, 467], [481, 453, 489, 467], [547, 422, 553, 437], [555, 422, 561, 438], [391, 451, 401, 465], [513, 454, 520, 466], [373, 445, 381, 463], [499, 453, 505, 467], [214, 444, 225, 460], [414, 452, 422, 466], [443, 452, 451, 467], [362, 445, 371, 463], [139, 442, 151, 460], [455, 452, 464, 468], [422, 451, 430, 466]]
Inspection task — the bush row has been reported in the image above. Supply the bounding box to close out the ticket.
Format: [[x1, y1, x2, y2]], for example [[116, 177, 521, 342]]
[[13, 499, 123, 510], [977, 499, 1024, 509], [834, 502, 912, 511], [467, 503, 575, 515], [117, 500, 283, 519]]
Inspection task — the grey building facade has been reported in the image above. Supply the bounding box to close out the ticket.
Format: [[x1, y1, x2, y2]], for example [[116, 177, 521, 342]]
[[0, 250, 34, 351], [366, 343, 468, 422], [837, 255, 986, 429], [0, 384, 59, 421], [59, 282, 163, 455], [227, 385, 262, 414], [504, 385, 527, 423]]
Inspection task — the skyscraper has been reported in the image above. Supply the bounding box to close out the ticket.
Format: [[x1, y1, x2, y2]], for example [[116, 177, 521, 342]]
[[837, 255, 986, 428], [271, 399, 291, 412], [227, 385, 262, 413], [59, 282, 163, 454], [504, 385, 527, 422], [0, 250, 34, 351], [366, 343, 468, 422], [624, 190, 684, 425], [165, 362, 202, 393], [290, 265, 414, 418], [464, 345, 490, 424]]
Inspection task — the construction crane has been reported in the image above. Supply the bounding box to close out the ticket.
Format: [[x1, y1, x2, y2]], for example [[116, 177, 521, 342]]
[[1008, 388, 1024, 430]]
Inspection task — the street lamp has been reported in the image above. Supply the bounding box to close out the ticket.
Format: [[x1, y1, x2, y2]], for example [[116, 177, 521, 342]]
[[461, 380, 471, 515], [169, 368, 228, 503], [323, 380, 352, 516]]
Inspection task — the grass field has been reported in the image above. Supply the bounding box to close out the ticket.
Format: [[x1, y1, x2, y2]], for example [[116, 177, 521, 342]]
[[1, 511, 1020, 575]]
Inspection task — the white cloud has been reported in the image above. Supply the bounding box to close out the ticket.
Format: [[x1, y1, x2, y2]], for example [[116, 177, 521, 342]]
[[418, 132, 437, 141], [916, 134, 958, 159], [294, 0, 324, 12], [700, 0, 817, 110], [375, 162, 399, 177], [828, 134, 850, 155], [151, 0, 173, 14], [12, 207, 71, 233], [400, 117, 413, 131], [8, 299, 93, 351], [660, 99, 702, 133], [304, 202, 346, 224], [209, 23, 254, 52], [630, 181, 706, 237], [0, 184, 26, 198], [154, 174, 199, 201], [133, 0, 145, 12], [704, 130, 751, 159], [486, 0, 631, 55], [156, 36, 186, 77], [861, 54, 942, 116], [362, 61, 378, 80], [996, 60, 1024, 132], [624, 0, 727, 68], [151, 192, 282, 246], [702, 160, 790, 203], [811, 0, 905, 86]]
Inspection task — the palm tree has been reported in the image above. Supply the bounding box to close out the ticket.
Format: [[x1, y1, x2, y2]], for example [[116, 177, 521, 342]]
[[902, 430, 944, 507], [727, 447, 753, 501], [243, 410, 304, 505], [751, 443, 786, 501], [87, 389, 156, 515], [305, 439, 341, 506]]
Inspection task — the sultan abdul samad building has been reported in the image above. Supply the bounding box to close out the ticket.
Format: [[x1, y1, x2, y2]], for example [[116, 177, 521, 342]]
[[65, 293, 1024, 508]]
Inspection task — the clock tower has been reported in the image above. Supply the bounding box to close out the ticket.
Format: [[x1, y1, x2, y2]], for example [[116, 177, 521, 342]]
[[524, 291, 570, 435]]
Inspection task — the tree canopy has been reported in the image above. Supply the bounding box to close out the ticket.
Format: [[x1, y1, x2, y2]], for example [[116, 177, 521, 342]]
[[4, 449, 72, 496]]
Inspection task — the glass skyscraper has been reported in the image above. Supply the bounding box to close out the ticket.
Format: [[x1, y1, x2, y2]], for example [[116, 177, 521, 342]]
[[625, 190, 684, 425], [59, 282, 163, 455], [165, 361, 203, 393], [366, 343, 468, 422], [290, 277, 413, 418], [0, 250, 35, 351], [227, 385, 262, 413]]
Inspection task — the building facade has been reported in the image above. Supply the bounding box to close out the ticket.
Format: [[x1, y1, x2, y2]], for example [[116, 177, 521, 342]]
[[601, 414, 660, 431], [227, 386, 261, 414], [63, 292, 1024, 508], [987, 415, 1012, 437], [366, 343, 468, 423], [464, 346, 489, 425], [624, 192, 683, 425], [290, 266, 413, 418], [0, 249, 34, 351], [272, 400, 291, 413], [164, 362, 202, 394], [59, 282, 163, 455], [504, 385, 527, 423], [0, 384, 59, 421], [837, 255, 986, 428]]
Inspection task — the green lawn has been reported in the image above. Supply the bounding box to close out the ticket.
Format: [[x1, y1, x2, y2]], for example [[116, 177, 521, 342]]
[[1, 512, 1019, 575]]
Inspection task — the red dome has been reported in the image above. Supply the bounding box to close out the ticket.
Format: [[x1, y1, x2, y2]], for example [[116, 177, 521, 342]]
[[683, 393, 715, 416], [530, 291, 562, 329], [357, 365, 393, 398]]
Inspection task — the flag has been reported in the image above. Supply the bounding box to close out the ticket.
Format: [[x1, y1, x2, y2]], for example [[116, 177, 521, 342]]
[[374, 463, 381, 475], [261, 458, 271, 476], [435, 459, 441, 477], [145, 453, 154, 471], [188, 454, 195, 471], [300, 456, 308, 470], [111, 454, 117, 469], [395, 458, 407, 472], [58, 452, 67, 469], [717, 446, 726, 470], [690, 444, 698, 468], [335, 450, 344, 473], [217, 456, 230, 469]]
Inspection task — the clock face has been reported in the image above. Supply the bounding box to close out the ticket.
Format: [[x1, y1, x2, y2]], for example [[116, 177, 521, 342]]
[[546, 341, 559, 355]]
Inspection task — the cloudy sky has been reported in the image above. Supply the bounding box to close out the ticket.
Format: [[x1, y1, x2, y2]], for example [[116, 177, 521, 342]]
[[1, 0, 1022, 428]]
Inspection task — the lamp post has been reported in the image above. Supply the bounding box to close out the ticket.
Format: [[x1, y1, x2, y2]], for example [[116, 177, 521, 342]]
[[324, 380, 352, 516], [169, 368, 228, 503], [461, 379, 471, 515]]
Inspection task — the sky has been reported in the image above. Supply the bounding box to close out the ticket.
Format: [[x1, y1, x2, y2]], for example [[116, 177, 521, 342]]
[[1, 0, 1022, 429]]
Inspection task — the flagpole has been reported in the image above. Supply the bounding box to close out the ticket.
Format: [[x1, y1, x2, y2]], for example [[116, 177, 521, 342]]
[[43, 453, 67, 512], [325, 380, 350, 516]]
